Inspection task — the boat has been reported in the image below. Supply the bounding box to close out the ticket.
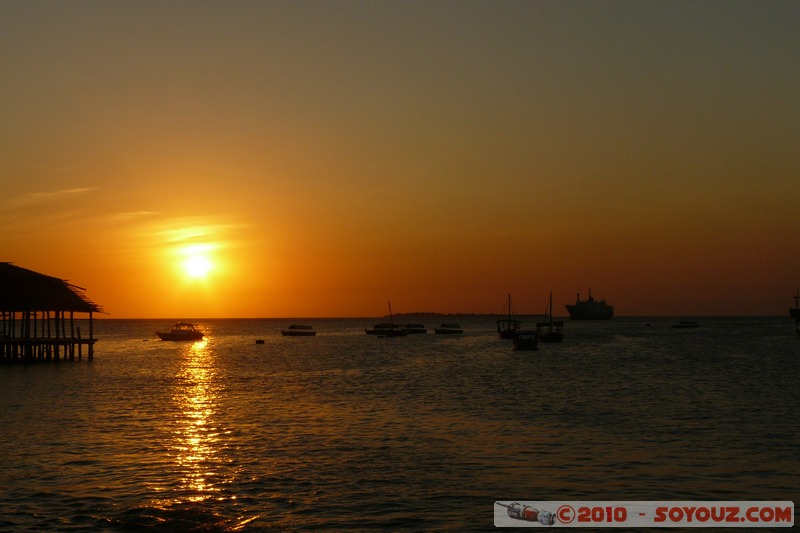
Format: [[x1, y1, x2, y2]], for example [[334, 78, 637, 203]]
[[365, 301, 407, 337], [281, 324, 316, 336], [536, 291, 564, 343], [156, 322, 204, 341], [565, 289, 613, 320], [434, 323, 463, 334], [365, 322, 399, 335], [513, 331, 539, 350], [497, 293, 522, 339], [790, 290, 800, 319], [673, 320, 700, 329], [402, 323, 427, 334]]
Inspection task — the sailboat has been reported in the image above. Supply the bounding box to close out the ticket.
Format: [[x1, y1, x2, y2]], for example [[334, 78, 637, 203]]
[[536, 292, 564, 343], [365, 300, 407, 337], [496, 293, 522, 339]]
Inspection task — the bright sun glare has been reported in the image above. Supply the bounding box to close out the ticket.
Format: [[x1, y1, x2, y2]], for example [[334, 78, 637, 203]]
[[183, 254, 212, 279]]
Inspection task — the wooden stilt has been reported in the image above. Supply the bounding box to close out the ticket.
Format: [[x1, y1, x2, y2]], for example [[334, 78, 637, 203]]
[[88, 312, 94, 361]]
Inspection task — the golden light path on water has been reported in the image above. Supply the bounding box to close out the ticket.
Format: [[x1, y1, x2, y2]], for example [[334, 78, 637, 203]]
[[143, 334, 262, 530], [173, 338, 224, 502]]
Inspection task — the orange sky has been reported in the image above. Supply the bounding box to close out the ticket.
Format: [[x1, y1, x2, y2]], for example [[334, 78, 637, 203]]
[[2, 2, 798, 318]]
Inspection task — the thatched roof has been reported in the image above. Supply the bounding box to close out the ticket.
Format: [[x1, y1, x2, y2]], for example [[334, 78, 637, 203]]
[[0, 263, 103, 313]]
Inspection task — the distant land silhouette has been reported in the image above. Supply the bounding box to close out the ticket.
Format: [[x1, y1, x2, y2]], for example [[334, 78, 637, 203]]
[[389, 312, 548, 318]]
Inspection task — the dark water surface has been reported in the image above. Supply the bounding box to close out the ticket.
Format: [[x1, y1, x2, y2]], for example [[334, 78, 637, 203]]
[[1, 317, 798, 531]]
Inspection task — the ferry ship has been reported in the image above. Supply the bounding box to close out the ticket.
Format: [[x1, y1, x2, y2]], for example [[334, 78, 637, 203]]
[[565, 290, 613, 320]]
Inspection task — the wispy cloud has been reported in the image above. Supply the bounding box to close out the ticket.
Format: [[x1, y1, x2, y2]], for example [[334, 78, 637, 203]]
[[114, 215, 249, 258], [6, 187, 98, 208], [104, 211, 159, 223], [153, 218, 244, 246]]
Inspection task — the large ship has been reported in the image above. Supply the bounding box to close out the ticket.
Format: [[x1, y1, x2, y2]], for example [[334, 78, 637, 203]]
[[565, 289, 613, 320]]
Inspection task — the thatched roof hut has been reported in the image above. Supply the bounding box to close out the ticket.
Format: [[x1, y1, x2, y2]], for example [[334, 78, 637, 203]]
[[1, 263, 102, 362], [0, 262, 102, 313]]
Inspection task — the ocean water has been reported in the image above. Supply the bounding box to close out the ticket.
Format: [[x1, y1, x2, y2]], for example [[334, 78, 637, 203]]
[[1, 316, 798, 531]]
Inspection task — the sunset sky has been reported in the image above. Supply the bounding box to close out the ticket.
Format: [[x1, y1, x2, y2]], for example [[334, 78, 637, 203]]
[[2, 1, 798, 318]]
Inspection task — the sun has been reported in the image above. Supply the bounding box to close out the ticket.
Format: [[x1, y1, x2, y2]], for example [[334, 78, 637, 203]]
[[174, 240, 218, 281], [183, 254, 212, 278]]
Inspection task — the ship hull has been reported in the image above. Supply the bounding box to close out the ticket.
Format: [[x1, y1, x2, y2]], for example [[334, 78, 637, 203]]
[[565, 304, 613, 320]]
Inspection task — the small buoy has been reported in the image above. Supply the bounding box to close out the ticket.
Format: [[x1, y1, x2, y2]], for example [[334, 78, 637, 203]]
[[255, 339, 265, 344]]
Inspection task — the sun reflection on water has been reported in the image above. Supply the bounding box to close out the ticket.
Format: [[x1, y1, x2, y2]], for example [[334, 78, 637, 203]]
[[172, 337, 224, 502]]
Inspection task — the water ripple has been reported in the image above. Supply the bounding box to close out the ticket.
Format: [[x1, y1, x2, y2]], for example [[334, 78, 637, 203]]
[[1, 317, 798, 530]]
